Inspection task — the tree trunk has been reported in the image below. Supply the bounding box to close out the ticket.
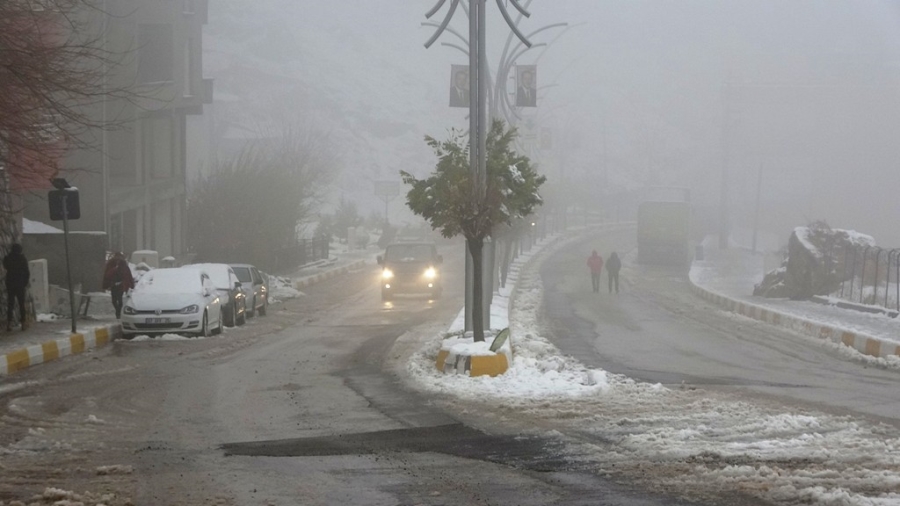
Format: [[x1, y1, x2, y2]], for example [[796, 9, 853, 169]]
[[468, 236, 485, 342]]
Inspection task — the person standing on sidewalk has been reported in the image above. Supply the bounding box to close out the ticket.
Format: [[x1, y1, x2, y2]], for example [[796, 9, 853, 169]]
[[102, 252, 134, 319], [606, 251, 621, 294], [586, 250, 604, 293], [3, 243, 30, 331]]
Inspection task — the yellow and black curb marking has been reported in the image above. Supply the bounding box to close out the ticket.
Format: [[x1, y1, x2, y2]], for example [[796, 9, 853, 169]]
[[436, 348, 511, 377], [1, 323, 123, 376], [294, 260, 367, 289], [689, 281, 900, 360]]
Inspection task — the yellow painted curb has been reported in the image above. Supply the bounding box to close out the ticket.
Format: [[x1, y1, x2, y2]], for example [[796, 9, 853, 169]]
[[470, 354, 509, 377], [436, 349, 449, 371], [0, 323, 123, 376], [438, 350, 510, 377]]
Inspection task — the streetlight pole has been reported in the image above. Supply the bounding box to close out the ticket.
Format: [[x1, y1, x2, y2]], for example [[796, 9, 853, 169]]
[[425, 0, 534, 332]]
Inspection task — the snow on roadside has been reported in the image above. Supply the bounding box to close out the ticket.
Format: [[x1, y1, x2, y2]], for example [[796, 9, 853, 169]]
[[407, 229, 900, 505]]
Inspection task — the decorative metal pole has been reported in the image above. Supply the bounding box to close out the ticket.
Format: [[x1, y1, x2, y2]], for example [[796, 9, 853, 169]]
[[425, 0, 533, 332]]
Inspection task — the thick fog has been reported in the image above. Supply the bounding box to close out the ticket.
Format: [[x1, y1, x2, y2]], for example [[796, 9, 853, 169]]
[[201, 1, 900, 247]]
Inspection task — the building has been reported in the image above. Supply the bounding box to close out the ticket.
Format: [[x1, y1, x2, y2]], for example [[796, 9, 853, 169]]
[[23, 0, 212, 261]]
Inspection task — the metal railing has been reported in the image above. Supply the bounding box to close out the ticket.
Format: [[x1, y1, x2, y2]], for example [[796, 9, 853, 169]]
[[837, 244, 900, 311]]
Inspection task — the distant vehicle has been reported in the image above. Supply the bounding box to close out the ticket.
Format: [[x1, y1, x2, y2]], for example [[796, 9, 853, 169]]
[[229, 263, 268, 317], [377, 241, 443, 301], [182, 263, 246, 327], [121, 268, 223, 338], [637, 187, 691, 265]]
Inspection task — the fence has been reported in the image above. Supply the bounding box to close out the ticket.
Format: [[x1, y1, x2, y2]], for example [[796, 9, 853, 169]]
[[836, 245, 900, 311], [274, 236, 330, 273]]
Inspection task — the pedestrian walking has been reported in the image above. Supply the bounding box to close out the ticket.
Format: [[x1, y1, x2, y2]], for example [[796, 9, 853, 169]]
[[586, 250, 604, 293], [3, 243, 30, 331], [102, 252, 134, 319], [606, 251, 621, 294]]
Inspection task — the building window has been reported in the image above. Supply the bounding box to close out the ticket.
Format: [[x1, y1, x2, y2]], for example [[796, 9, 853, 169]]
[[138, 24, 174, 83]]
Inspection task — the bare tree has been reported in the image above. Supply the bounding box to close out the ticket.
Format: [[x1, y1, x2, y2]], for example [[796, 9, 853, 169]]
[[186, 127, 338, 271], [0, 0, 134, 191]]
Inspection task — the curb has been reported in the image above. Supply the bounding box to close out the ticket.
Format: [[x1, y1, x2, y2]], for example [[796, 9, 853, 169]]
[[294, 259, 367, 289], [436, 348, 510, 377], [0, 323, 123, 376], [688, 280, 900, 360]]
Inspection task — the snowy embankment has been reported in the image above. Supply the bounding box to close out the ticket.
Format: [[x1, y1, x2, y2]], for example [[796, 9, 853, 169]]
[[407, 229, 900, 506]]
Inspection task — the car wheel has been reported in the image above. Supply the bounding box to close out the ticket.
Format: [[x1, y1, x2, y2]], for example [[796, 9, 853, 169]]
[[247, 298, 256, 318], [198, 311, 210, 338], [258, 299, 267, 316], [213, 310, 224, 335], [224, 304, 235, 327], [237, 306, 246, 326]]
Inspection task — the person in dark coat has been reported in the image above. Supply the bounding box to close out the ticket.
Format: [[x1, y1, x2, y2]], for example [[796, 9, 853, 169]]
[[606, 251, 622, 294], [3, 243, 30, 331], [586, 250, 604, 293], [102, 252, 135, 319]]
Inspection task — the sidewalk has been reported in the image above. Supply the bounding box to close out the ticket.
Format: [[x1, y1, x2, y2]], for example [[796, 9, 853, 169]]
[[690, 236, 900, 361]]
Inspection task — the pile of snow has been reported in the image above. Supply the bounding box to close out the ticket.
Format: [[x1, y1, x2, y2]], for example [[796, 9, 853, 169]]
[[268, 275, 303, 302]]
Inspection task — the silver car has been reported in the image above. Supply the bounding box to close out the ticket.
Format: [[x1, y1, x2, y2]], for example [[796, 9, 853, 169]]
[[229, 263, 268, 317]]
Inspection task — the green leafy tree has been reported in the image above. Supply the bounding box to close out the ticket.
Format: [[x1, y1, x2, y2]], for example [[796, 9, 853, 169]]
[[401, 119, 545, 341]]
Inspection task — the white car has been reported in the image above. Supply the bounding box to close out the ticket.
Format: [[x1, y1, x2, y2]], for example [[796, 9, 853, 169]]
[[121, 268, 223, 338]]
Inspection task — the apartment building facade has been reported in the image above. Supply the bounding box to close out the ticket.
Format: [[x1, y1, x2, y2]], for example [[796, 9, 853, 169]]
[[24, 0, 211, 260]]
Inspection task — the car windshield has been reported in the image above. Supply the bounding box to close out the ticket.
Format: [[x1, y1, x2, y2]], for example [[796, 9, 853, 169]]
[[232, 266, 252, 283], [134, 269, 202, 294], [183, 264, 231, 289], [385, 244, 434, 262]]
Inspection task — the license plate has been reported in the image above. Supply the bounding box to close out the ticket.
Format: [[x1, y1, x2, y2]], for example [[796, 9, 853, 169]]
[[145, 318, 170, 324]]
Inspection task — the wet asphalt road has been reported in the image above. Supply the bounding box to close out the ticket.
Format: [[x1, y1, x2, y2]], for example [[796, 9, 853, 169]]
[[0, 237, 767, 506], [540, 229, 900, 425]]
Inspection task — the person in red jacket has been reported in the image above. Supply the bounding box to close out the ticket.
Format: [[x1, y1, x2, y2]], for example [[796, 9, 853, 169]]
[[586, 250, 604, 293], [102, 252, 135, 319]]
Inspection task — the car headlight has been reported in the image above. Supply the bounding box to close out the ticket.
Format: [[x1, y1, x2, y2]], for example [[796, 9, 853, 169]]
[[382, 269, 394, 280], [180, 304, 200, 314], [123, 306, 136, 315], [424, 267, 437, 279]]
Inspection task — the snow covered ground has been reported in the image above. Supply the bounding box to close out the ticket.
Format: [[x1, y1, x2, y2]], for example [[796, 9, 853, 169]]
[[406, 230, 900, 505]]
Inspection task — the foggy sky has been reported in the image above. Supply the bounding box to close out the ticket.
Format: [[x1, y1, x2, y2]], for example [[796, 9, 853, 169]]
[[205, 1, 900, 247]]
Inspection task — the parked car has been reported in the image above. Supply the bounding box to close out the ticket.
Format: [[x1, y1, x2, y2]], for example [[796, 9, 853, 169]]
[[121, 268, 223, 338], [376, 241, 443, 301], [229, 263, 268, 317], [182, 263, 246, 327]]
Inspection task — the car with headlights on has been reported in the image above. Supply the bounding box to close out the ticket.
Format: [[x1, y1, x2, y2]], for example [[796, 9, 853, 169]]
[[376, 241, 443, 301], [229, 263, 268, 317], [182, 263, 246, 327], [121, 268, 223, 338]]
